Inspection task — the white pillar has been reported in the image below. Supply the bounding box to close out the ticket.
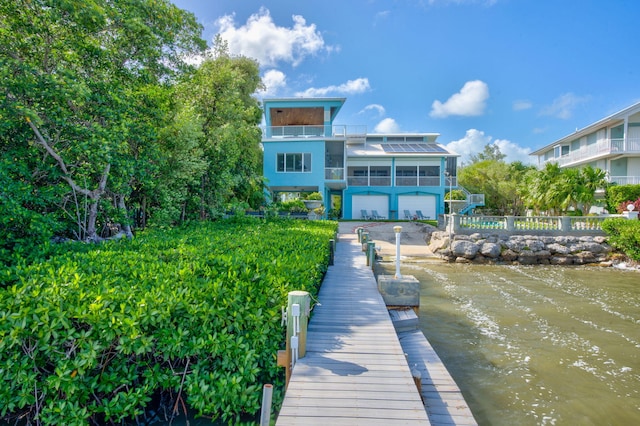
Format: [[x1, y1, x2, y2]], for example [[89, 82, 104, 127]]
[[394, 225, 402, 279]]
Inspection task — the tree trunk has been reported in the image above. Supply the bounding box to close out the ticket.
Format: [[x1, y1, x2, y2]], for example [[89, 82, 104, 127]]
[[26, 117, 111, 242], [86, 199, 100, 242], [116, 194, 133, 239]]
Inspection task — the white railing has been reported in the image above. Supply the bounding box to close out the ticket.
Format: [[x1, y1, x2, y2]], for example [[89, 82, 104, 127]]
[[544, 137, 640, 166], [262, 125, 367, 139], [609, 176, 640, 185], [332, 125, 367, 138], [419, 177, 441, 186], [347, 176, 391, 186], [449, 214, 626, 234], [325, 168, 344, 180]]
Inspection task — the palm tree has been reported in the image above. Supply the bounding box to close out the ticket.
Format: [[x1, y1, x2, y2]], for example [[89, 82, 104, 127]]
[[577, 166, 608, 214]]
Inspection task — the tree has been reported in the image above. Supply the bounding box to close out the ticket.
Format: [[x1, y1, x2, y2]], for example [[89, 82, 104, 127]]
[[518, 164, 608, 215], [459, 158, 533, 215], [573, 166, 608, 214], [1, 0, 206, 240], [469, 143, 506, 164], [177, 37, 265, 219]]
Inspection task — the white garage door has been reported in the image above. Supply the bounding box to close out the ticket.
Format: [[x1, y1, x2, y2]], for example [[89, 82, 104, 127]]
[[352, 195, 389, 219], [398, 195, 436, 219]]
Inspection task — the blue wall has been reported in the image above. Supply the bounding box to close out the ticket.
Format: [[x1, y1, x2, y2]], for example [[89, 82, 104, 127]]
[[263, 139, 327, 191]]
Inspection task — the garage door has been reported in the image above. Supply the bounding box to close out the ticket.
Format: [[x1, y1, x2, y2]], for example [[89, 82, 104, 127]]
[[398, 195, 436, 219], [352, 195, 389, 219]]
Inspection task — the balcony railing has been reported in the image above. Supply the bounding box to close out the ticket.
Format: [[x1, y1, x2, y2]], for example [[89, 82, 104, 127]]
[[544, 137, 640, 166], [263, 125, 367, 139], [396, 176, 441, 186], [347, 176, 391, 187], [325, 168, 344, 180], [609, 176, 640, 185]]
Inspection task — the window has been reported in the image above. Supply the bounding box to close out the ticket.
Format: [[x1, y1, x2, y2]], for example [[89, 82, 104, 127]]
[[347, 165, 391, 186], [419, 166, 440, 186], [396, 165, 417, 186], [554, 145, 569, 158], [277, 153, 312, 172]]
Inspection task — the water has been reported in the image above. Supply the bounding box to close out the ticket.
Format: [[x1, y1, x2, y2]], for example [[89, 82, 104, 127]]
[[378, 262, 640, 426]]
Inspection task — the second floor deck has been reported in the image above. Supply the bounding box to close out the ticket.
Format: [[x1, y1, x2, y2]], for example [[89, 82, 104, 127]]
[[263, 125, 367, 140], [540, 137, 640, 167]]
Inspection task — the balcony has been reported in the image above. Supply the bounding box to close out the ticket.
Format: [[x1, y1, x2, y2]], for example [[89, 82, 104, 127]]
[[263, 125, 367, 140], [347, 176, 391, 187], [544, 137, 640, 167], [325, 168, 344, 180], [609, 176, 640, 185]]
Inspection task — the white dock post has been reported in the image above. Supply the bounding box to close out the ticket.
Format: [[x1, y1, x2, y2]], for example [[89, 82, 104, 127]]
[[394, 225, 402, 278]]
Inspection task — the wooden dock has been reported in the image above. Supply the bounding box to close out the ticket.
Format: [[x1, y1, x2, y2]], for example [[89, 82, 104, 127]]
[[276, 233, 430, 425], [398, 329, 478, 425]]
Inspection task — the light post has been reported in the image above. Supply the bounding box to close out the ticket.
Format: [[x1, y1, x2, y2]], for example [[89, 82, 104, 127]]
[[393, 225, 402, 279], [444, 170, 453, 246]]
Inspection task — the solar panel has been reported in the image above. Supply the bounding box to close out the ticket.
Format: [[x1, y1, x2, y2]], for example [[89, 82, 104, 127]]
[[381, 143, 447, 153]]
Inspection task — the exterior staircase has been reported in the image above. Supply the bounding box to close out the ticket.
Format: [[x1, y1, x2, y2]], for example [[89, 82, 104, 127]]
[[458, 186, 485, 215]]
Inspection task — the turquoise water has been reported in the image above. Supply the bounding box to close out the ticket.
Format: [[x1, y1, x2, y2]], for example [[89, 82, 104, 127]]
[[378, 263, 640, 425]]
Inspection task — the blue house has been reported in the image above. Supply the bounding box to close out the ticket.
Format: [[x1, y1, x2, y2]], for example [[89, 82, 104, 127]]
[[262, 97, 464, 219]]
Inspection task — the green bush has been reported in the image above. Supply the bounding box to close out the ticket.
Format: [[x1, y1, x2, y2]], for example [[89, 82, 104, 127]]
[[0, 161, 62, 267], [0, 219, 338, 425], [606, 184, 640, 213], [601, 218, 640, 261], [304, 192, 323, 201], [277, 199, 308, 213]]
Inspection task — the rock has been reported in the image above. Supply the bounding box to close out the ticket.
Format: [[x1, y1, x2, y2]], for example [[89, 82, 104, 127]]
[[518, 250, 538, 265], [547, 243, 570, 255], [575, 251, 596, 264], [501, 249, 518, 261], [480, 242, 502, 258], [525, 239, 546, 252], [451, 240, 479, 259], [550, 255, 574, 265]]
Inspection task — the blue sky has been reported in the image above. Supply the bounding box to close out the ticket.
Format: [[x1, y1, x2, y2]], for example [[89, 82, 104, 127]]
[[171, 0, 640, 164]]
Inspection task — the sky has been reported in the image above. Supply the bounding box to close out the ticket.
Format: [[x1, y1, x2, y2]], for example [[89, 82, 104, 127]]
[[170, 0, 640, 164]]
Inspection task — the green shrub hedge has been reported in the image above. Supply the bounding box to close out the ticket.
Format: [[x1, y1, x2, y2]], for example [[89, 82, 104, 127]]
[[0, 218, 337, 425], [602, 217, 640, 261]]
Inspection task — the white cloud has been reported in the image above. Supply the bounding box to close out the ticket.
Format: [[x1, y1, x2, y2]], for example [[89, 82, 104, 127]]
[[294, 77, 370, 97], [493, 139, 532, 164], [374, 10, 390, 26], [446, 129, 532, 164], [540, 93, 590, 120], [446, 129, 491, 161], [216, 8, 330, 67], [513, 100, 532, 111], [359, 104, 386, 117], [430, 80, 489, 118], [374, 118, 401, 133], [258, 69, 287, 96]]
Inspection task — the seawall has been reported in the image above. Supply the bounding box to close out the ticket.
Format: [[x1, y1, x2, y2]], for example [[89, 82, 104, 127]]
[[428, 231, 613, 265]]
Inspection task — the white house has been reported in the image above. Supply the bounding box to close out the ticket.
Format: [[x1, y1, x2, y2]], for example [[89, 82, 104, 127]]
[[530, 101, 640, 185]]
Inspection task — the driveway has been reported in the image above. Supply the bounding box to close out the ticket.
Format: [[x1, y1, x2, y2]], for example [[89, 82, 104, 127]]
[[338, 221, 438, 259]]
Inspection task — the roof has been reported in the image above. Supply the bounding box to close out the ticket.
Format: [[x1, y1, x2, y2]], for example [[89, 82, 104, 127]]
[[347, 141, 457, 158]]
